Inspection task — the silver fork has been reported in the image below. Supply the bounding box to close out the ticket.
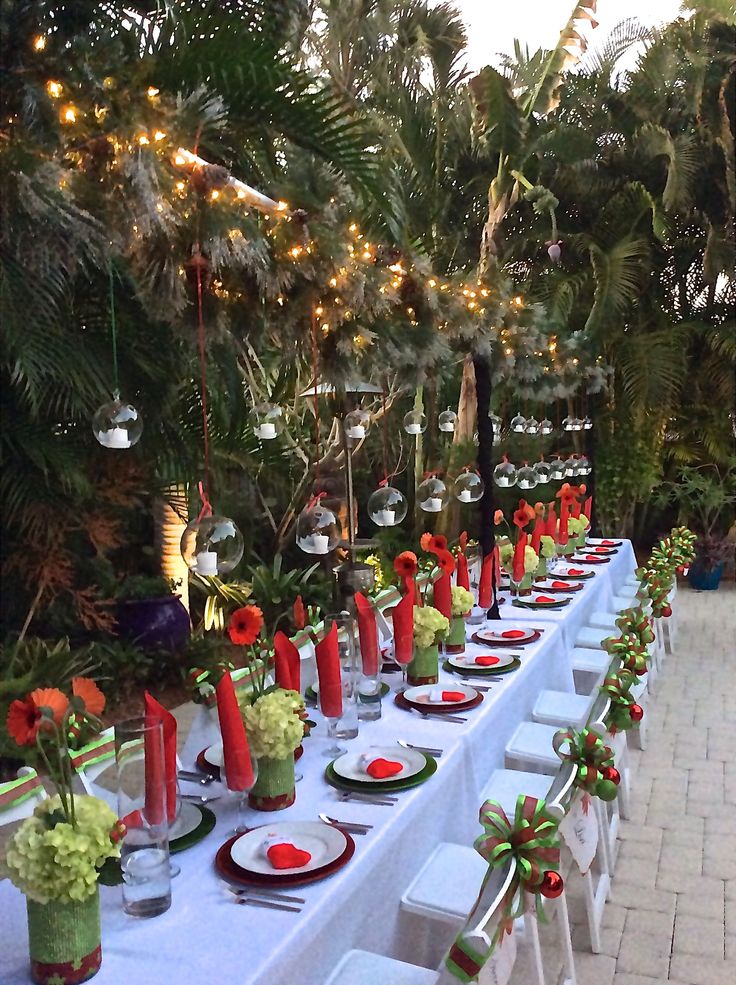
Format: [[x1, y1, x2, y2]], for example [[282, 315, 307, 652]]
[[181, 792, 221, 804], [178, 770, 215, 785], [410, 708, 466, 724], [397, 739, 443, 757], [338, 791, 397, 807], [318, 814, 372, 834], [231, 896, 301, 913], [228, 886, 305, 905]]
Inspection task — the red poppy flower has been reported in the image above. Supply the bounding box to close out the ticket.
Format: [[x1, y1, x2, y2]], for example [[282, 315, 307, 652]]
[[7, 688, 68, 746], [293, 595, 306, 630], [228, 605, 264, 646], [393, 551, 418, 578], [72, 677, 105, 717], [435, 549, 456, 576], [513, 500, 536, 529]]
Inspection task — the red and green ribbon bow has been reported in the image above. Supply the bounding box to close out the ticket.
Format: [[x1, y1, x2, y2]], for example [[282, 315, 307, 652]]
[[553, 727, 618, 801], [615, 606, 655, 647], [600, 671, 640, 734], [602, 632, 649, 676]]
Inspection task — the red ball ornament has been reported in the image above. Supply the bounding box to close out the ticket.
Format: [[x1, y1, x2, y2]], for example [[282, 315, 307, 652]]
[[601, 766, 621, 785], [630, 703, 644, 722], [539, 870, 564, 899], [662, 605, 672, 617]]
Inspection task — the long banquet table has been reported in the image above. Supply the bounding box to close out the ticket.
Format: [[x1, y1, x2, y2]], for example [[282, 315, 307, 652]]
[[0, 541, 638, 985]]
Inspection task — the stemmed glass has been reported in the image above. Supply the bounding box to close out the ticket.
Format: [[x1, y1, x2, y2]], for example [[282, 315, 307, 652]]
[[394, 643, 413, 693], [320, 613, 359, 757], [228, 753, 259, 835]]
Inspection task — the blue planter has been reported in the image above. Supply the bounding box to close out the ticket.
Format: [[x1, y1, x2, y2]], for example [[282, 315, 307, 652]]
[[687, 562, 723, 592], [116, 594, 190, 652]]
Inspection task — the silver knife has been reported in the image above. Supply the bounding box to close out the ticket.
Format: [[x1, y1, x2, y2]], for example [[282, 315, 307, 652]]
[[229, 886, 305, 904], [234, 897, 301, 913]]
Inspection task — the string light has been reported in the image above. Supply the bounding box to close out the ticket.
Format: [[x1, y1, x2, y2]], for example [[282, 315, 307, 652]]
[[210, 189, 220, 201], [328, 277, 337, 288], [277, 200, 289, 211], [153, 130, 166, 141], [46, 80, 62, 98], [146, 86, 160, 99], [61, 105, 77, 124], [33, 36, 46, 51], [137, 134, 149, 145]]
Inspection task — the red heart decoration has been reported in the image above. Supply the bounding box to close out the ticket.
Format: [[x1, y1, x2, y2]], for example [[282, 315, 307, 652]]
[[551, 581, 570, 589], [474, 655, 500, 666], [267, 843, 312, 869], [441, 691, 467, 702], [502, 630, 527, 639], [568, 568, 584, 575], [366, 758, 404, 779], [535, 596, 557, 603]]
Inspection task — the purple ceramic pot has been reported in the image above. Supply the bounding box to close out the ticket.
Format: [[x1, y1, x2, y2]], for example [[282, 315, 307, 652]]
[[116, 594, 190, 652]]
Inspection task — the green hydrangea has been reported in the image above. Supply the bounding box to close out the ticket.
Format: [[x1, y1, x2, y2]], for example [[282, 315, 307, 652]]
[[540, 535, 556, 559], [413, 606, 449, 649], [567, 516, 586, 536], [5, 795, 120, 904], [241, 688, 304, 760], [499, 544, 539, 574], [450, 586, 474, 617]]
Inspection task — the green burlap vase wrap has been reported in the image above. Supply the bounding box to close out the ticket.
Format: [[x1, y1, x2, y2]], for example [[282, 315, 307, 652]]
[[407, 643, 439, 685], [575, 531, 586, 550], [536, 557, 548, 579], [248, 755, 296, 811], [510, 573, 534, 596], [27, 888, 101, 985], [557, 542, 576, 558], [445, 616, 467, 654]]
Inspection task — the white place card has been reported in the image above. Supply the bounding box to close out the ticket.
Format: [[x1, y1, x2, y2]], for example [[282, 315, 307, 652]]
[[478, 928, 517, 985], [559, 793, 599, 874]]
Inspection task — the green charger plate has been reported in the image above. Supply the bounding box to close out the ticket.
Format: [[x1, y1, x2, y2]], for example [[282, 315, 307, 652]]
[[552, 570, 595, 580], [306, 682, 390, 704], [443, 657, 521, 677], [170, 804, 216, 854], [324, 753, 437, 794], [512, 597, 572, 611]]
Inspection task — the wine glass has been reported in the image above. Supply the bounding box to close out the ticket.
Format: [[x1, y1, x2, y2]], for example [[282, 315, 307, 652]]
[[229, 754, 259, 835]]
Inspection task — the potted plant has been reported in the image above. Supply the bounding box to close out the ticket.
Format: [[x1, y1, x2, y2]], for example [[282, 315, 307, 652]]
[[114, 575, 190, 651], [654, 463, 735, 591]]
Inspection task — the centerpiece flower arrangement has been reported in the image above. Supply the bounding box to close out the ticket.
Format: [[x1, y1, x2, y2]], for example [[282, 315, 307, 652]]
[[410, 605, 450, 684], [4, 679, 122, 985], [555, 483, 586, 555], [446, 585, 474, 654], [241, 689, 305, 811], [495, 501, 540, 595]]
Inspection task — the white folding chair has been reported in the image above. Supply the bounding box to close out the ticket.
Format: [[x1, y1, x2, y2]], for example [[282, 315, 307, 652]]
[[0, 767, 47, 825], [70, 726, 120, 809]]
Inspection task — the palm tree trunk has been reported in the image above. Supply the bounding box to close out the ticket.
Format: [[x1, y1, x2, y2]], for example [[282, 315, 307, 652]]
[[154, 483, 190, 613]]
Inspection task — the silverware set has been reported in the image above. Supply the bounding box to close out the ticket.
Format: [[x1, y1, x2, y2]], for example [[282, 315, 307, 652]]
[[227, 886, 305, 913], [338, 790, 398, 807], [410, 707, 466, 724], [178, 770, 215, 786], [318, 814, 373, 835], [181, 792, 221, 804]]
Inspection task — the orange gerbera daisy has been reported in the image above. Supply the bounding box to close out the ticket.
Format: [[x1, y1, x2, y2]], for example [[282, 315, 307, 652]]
[[7, 688, 68, 746], [393, 551, 418, 578], [419, 532, 433, 552], [293, 595, 306, 631], [72, 677, 106, 716], [534, 502, 545, 516], [494, 509, 504, 525], [228, 605, 264, 646], [435, 549, 456, 576]]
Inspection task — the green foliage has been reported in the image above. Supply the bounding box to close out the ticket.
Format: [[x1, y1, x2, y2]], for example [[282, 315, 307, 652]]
[[114, 575, 179, 602], [244, 554, 332, 637], [653, 461, 736, 537]]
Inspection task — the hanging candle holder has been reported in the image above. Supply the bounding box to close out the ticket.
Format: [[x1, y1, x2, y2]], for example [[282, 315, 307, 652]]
[[489, 413, 503, 446], [582, 416, 593, 430], [296, 498, 341, 554], [540, 418, 554, 436], [516, 462, 539, 491], [367, 485, 408, 527], [571, 418, 584, 431], [417, 475, 449, 513], [576, 455, 592, 476], [93, 392, 143, 449], [534, 459, 552, 484], [403, 409, 427, 436], [548, 455, 566, 480], [454, 470, 484, 504], [563, 456, 579, 478], [525, 416, 540, 436], [438, 407, 457, 434], [250, 403, 284, 441], [344, 408, 371, 442], [493, 456, 517, 488], [510, 412, 527, 433], [181, 514, 244, 576], [562, 415, 576, 432]]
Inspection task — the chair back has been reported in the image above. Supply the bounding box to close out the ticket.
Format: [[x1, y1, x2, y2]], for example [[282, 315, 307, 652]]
[[0, 767, 47, 826]]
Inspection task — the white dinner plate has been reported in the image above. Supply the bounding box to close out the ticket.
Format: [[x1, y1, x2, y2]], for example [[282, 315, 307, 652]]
[[474, 627, 537, 644], [230, 821, 347, 876], [203, 742, 223, 768], [403, 683, 478, 708], [332, 745, 426, 783], [447, 651, 516, 670], [169, 800, 202, 841], [534, 578, 583, 592]]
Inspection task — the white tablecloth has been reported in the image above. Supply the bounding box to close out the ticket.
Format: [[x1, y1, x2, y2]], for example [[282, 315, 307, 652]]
[[0, 543, 638, 985]]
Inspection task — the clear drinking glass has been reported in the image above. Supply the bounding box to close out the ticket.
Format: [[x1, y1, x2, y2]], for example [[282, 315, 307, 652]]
[[227, 753, 259, 835], [115, 717, 172, 918], [321, 612, 359, 755]]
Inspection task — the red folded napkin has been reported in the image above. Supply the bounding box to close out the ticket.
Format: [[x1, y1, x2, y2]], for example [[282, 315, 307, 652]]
[[143, 692, 178, 824], [530, 516, 544, 555], [267, 843, 312, 869], [315, 621, 343, 719], [585, 554, 602, 561], [546, 505, 557, 541], [594, 547, 610, 553], [366, 758, 403, 779], [535, 596, 557, 604], [512, 532, 527, 584], [142, 714, 165, 826], [571, 500, 582, 519], [583, 496, 592, 520], [392, 580, 415, 666], [441, 691, 467, 702], [567, 568, 584, 576], [216, 672, 255, 791], [355, 592, 379, 677], [551, 581, 571, 589], [478, 554, 493, 609], [274, 631, 300, 692], [474, 655, 500, 666], [558, 502, 569, 546], [601, 540, 616, 546], [433, 569, 452, 620], [502, 630, 526, 639], [456, 552, 470, 591]]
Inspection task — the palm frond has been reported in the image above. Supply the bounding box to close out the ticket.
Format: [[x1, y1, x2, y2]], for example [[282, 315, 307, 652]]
[[585, 237, 650, 334]]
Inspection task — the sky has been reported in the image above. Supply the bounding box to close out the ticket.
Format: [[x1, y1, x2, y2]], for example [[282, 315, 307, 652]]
[[451, 0, 685, 71]]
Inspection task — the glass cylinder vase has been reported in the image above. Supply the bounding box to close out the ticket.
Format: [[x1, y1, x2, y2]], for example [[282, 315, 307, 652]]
[[445, 616, 467, 654], [536, 557, 548, 579], [27, 889, 101, 985], [407, 643, 440, 685], [248, 755, 296, 812]]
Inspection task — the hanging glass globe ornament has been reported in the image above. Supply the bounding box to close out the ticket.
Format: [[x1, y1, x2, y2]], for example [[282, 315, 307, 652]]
[[367, 486, 408, 527], [454, 470, 485, 504], [548, 455, 566, 480], [344, 408, 370, 442], [525, 416, 540, 436], [493, 457, 517, 488], [582, 416, 593, 430], [403, 410, 427, 436], [417, 476, 449, 513], [489, 413, 503, 445], [510, 412, 527, 433], [516, 462, 539, 491], [250, 403, 284, 441], [534, 460, 552, 484], [576, 455, 592, 476], [540, 419, 554, 436], [563, 456, 579, 478], [93, 393, 143, 449], [296, 503, 341, 555], [571, 418, 584, 432], [181, 515, 244, 576], [562, 416, 576, 432], [438, 407, 457, 434]]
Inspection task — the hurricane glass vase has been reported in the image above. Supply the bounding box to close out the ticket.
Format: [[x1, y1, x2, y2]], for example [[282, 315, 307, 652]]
[[248, 755, 296, 811], [27, 888, 101, 985], [407, 643, 439, 685]]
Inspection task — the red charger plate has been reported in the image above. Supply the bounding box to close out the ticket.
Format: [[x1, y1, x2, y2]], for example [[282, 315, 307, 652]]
[[215, 830, 355, 888], [471, 629, 541, 647], [394, 690, 483, 714]]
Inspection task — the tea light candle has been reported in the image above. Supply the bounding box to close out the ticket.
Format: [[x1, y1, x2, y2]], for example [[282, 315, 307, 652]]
[[309, 533, 330, 554], [439, 422, 455, 432], [375, 508, 395, 526], [346, 425, 365, 440], [255, 422, 277, 440], [405, 423, 422, 435], [99, 427, 131, 449], [458, 489, 472, 503], [195, 550, 218, 575], [422, 497, 442, 512]]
